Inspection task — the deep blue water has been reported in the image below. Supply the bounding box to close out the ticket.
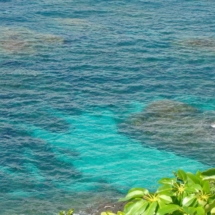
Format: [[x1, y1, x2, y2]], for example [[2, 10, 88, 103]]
[[1, 0, 215, 214]]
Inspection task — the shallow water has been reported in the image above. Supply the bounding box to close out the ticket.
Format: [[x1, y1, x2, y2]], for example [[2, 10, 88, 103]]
[[1, 0, 215, 214]]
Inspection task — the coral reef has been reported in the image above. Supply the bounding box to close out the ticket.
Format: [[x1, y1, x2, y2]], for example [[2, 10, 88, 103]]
[[175, 37, 215, 51], [119, 100, 215, 164], [0, 27, 64, 54]]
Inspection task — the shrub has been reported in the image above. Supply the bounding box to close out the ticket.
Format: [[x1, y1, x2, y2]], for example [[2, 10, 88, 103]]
[[59, 168, 215, 215], [58, 208, 74, 215]]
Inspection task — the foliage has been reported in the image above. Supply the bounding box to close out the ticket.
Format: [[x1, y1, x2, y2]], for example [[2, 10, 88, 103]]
[[101, 168, 215, 215], [58, 168, 215, 215], [58, 208, 74, 215], [101, 212, 124, 215]]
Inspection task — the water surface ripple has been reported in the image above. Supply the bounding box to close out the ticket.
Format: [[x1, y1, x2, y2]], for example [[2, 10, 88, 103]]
[[1, 0, 215, 214]]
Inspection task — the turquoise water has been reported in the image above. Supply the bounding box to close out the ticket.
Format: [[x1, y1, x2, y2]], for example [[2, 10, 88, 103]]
[[1, 0, 215, 214]]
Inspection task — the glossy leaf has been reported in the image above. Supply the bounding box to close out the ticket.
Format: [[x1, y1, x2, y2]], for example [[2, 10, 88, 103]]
[[157, 204, 180, 215], [116, 212, 124, 215], [119, 188, 149, 202], [158, 178, 176, 185], [201, 168, 215, 180], [123, 201, 134, 214], [185, 183, 202, 193], [186, 172, 200, 184], [143, 201, 157, 215], [137, 202, 149, 214], [205, 200, 215, 213], [157, 185, 172, 195], [177, 169, 187, 182], [158, 195, 172, 204], [124, 199, 147, 215], [101, 212, 116, 215], [157, 198, 167, 209], [66, 209, 74, 215], [194, 207, 206, 215], [202, 180, 210, 193], [182, 195, 196, 207], [211, 207, 215, 215], [183, 206, 205, 215], [59, 209, 74, 215]]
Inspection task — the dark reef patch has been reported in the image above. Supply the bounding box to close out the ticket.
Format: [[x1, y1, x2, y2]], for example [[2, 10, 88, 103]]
[[118, 100, 215, 165]]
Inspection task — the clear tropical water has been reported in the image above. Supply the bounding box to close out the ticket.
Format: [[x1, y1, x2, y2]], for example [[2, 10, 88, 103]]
[[1, 0, 215, 214]]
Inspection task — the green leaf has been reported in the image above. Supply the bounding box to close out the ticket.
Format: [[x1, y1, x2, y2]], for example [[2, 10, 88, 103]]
[[158, 195, 172, 204], [186, 172, 200, 184], [182, 195, 196, 207], [66, 209, 74, 215], [205, 200, 215, 213], [116, 212, 124, 215], [137, 202, 149, 214], [157, 185, 173, 195], [101, 212, 116, 215], [158, 178, 176, 185], [201, 168, 215, 180], [157, 198, 167, 209], [194, 207, 206, 215], [177, 169, 187, 183], [202, 180, 210, 193], [196, 171, 202, 181], [183, 206, 205, 215], [211, 207, 215, 215], [185, 183, 202, 193], [119, 188, 149, 202], [198, 199, 207, 207], [143, 202, 158, 215], [124, 202, 134, 214], [157, 204, 180, 215], [59, 209, 74, 215], [124, 199, 148, 215]]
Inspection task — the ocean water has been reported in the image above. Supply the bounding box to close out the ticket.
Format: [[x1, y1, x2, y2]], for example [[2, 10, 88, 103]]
[[1, 0, 215, 214]]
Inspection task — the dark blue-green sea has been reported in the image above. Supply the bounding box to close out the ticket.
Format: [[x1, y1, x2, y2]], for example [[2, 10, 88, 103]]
[[1, 0, 215, 214]]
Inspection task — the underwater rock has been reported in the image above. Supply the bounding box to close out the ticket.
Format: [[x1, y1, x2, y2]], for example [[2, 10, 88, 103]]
[[175, 38, 215, 50], [1, 39, 30, 53], [0, 27, 64, 54], [54, 17, 103, 32], [140, 99, 198, 117], [37, 33, 64, 44], [119, 100, 215, 165], [0, 36, 34, 54], [55, 18, 92, 26], [1, 68, 43, 76]]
